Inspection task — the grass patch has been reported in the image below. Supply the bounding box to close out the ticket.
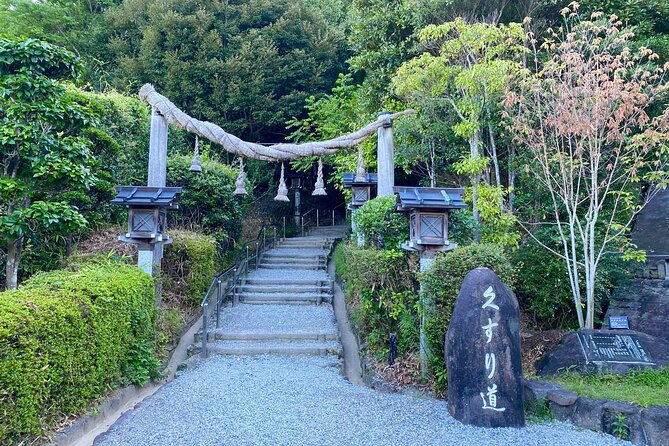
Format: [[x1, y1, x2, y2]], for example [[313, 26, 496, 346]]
[[549, 367, 669, 407]]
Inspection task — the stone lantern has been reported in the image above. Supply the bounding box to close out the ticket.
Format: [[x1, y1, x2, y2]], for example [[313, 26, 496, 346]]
[[342, 172, 377, 209], [111, 186, 182, 274], [393, 186, 466, 252], [393, 186, 466, 378]]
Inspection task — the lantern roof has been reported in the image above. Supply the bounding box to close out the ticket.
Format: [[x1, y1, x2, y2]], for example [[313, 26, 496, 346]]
[[393, 186, 466, 211], [111, 186, 182, 208], [342, 172, 378, 188]]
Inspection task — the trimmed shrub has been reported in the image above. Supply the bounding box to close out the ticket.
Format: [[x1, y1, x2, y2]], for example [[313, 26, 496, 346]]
[[421, 243, 515, 384], [336, 241, 419, 357], [162, 230, 217, 307], [0, 261, 156, 444], [352, 196, 408, 250]]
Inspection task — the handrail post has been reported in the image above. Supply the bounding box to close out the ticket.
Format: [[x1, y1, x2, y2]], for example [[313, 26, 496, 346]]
[[216, 279, 222, 329], [246, 245, 249, 270], [283, 216, 286, 239], [332, 209, 335, 227], [233, 268, 239, 306], [301, 216, 304, 237], [317, 209, 319, 228], [255, 242, 259, 271], [273, 226, 277, 247], [201, 301, 209, 358]]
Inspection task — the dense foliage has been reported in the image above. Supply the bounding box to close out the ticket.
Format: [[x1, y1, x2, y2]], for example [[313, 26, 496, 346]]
[[352, 196, 408, 250], [0, 261, 157, 443], [162, 230, 217, 307]]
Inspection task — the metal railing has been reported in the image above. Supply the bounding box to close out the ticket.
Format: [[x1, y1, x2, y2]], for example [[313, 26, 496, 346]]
[[199, 224, 278, 358], [300, 202, 348, 236]]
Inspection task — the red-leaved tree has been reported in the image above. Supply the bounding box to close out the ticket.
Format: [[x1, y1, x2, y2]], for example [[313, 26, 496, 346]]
[[505, 4, 669, 329]]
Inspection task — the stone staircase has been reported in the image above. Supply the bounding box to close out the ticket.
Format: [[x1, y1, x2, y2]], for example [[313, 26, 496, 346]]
[[195, 225, 349, 357]]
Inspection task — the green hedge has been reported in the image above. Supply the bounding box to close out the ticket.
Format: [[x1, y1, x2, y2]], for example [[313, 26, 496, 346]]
[[352, 196, 408, 250], [162, 230, 217, 307], [0, 262, 156, 444]]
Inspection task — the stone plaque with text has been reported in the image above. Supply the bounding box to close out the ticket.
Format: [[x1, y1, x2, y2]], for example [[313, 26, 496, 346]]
[[577, 332, 655, 366]]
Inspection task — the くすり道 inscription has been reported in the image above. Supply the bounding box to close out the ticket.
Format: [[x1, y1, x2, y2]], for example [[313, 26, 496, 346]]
[[445, 268, 525, 428], [577, 332, 655, 366]]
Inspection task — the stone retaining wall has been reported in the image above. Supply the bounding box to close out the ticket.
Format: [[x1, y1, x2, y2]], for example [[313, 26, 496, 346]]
[[525, 380, 668, 445]]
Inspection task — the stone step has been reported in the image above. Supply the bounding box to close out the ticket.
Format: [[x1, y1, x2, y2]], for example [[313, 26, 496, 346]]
[[238, 293, 332, 305], [243, 277, 333, 286], [261, 257, 326, 264], [205, 340, 342, 356], [263, 252, 327, 259], [206, 330, 338, 342], [258, 263, 323, 270], [238, 284, 332, 293]]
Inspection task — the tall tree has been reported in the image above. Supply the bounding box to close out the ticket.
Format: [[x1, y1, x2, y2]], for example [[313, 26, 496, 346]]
[[393, 19, 525, 243], [0, 38, 97, 289], [505, 7, 669, 328], [100, 0, 348, 142]]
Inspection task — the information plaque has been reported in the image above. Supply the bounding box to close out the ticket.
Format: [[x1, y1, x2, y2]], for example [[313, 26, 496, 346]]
[[608, 315, 630, 330], [577, 332, 655, 365]]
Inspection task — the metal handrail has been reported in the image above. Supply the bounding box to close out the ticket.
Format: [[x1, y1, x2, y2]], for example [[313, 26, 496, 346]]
[[300, 202, 347, 235], [199, 224, 277, 358]]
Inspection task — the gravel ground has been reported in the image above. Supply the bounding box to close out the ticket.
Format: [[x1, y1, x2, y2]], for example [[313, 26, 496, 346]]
[[95, 356, 629, 446], [215, 304, 337, 334]]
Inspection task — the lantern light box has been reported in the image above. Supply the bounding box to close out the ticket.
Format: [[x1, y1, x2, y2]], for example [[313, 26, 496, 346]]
[[342, 172, 378, 208], [111, 186, 182, 243], [393, 186, 466, 252]]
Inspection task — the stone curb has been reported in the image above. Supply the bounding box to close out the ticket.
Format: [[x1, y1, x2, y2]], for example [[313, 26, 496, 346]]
[[525, 379, 669, 445]]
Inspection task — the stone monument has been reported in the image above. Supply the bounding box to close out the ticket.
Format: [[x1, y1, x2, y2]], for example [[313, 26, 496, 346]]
[[445, 268, 525, 427]]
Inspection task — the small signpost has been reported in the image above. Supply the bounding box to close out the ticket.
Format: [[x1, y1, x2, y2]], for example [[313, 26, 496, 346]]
[[608, 315, 630, 330]]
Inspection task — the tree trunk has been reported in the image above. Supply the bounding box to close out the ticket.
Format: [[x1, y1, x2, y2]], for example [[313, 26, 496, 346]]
[[470, 133, 481, 242], [5, 236, 23, 290], [508, 145, 516, 214]]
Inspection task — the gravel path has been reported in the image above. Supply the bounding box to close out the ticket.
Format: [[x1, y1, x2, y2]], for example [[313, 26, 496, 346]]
[[216, 304, 336, 334], [95, 356, 629, 446]]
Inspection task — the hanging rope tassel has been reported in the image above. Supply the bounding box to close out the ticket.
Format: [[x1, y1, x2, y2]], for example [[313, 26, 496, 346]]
[[312, 157, 327, 196], [274, 162, 290, 202], [189, 136, 203, 173], [234, 158, 248, 196]]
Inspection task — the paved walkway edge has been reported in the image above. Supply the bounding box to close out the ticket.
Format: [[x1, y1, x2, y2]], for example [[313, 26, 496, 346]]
[[56, 314, 204, 446], [328, 258, 363, 385]]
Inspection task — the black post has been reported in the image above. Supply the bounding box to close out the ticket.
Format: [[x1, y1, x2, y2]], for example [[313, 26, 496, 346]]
[[389, 332, 398, 365]]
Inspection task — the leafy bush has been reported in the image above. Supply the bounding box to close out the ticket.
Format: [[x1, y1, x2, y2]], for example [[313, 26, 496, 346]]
[[162, 230, 217, 307], [167, 156, 245, 242], [352, 196, 408, 250], [0, 261, 156, 444], [421, 243, 515, 382], [335, 241, 419, 357]]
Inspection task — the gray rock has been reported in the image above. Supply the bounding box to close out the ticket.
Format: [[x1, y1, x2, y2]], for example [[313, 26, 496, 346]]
[[550, 400, 576, 421], [547, 389, 578, 406], [602, 401, 642, 444], [641, 405, 669, 446], [524, 380, 564, 405], [446, 267, 525, 428], [573, 397, 606, 431]]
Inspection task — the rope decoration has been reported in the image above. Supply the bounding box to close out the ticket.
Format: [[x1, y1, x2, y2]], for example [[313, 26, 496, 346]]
[[274, 163, 289, 202], [234, 158, 248, 196], [312, 158, 327, 196], [138, 84, 415, 161]]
